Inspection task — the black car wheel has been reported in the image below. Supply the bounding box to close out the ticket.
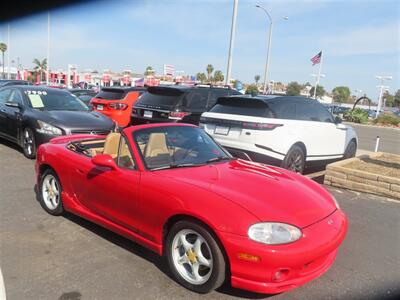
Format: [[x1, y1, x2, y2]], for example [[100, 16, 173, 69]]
[[282, 145, 306, 174], [344, 140, 357, 159], [166, 220, 226, 293], [22, 127, 36, 159]]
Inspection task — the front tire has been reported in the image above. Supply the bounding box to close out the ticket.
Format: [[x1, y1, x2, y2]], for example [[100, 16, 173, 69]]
[[39, 169, 64, 216], [22, 127, 36, 159], [165, 220, 226, 293], [343, 140, 357, 159], [282, 145, 306, 174]]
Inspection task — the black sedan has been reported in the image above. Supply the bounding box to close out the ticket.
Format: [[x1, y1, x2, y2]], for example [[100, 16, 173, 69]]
[[69, 88, 97, 108], [0, 86, 115, 158]]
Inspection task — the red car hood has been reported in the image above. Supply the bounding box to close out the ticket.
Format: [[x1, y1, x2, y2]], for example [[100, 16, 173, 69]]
[[158, 159, 336, 228]]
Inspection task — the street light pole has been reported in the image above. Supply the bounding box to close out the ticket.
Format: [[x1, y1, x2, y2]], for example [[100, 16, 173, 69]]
[[226, 0, 238, 86], [7, 24, 10, 79], [46, 11, 50, 85], [256, 5, 287, 94], [375, 75, 392, 118]]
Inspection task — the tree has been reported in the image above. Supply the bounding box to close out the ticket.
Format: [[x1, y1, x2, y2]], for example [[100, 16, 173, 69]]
[[206, 64, 214, 81], [245, 84, 259, 96], [393, 89, 400, 108], [286, 81, 302, 96], [144, 66, 155, 76], [254, 75, 260, 85], [383, 91, 394, 107], [0, 43, 7, 79], [310, 85, 325, 99], [332, 86, 350, 103], [32, 58, 47, 82], [196, 72, 207, 83], [213, 70, 224, 83]]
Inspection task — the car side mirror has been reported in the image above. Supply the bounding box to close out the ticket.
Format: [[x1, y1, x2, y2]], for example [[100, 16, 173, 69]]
[[334, 116, 342, 124], [5, 101, 21, 109], [92, 154, 118, 170]]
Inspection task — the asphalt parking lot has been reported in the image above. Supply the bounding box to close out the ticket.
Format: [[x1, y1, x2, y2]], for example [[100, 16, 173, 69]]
[[1, 139, 399, 300], [346, 123, 400, 154]]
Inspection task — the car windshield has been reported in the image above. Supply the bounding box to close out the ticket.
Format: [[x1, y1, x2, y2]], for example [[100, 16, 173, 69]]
[[136, 87, 184, 108], [134, 126, 231, 170], [25, 89, 89, 111]]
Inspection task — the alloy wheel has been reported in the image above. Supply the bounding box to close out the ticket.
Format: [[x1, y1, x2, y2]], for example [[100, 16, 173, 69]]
[[171, 229, 213, 285], [287, 150, 304, 173], [23, 129, 34, 156], [41, 174, 60, 210]]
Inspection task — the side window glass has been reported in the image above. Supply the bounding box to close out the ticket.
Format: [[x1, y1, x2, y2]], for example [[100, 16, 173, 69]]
[[9, 90, 24, 105], [117, 137, 135, 170], [272, 102, 296, 120], [295, 102, 315, 121], [184, 90, 209, 111], [0, 89, 12, 105], [313, 102, 334, 123]]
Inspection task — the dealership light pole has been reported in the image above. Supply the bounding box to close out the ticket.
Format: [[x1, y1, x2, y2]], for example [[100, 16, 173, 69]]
[[256, 5, 288, 94], [375, 75, 392, 118], [225, 0, 238, 85], [46, 12, 50, 85], [7, 24, 10, 79]]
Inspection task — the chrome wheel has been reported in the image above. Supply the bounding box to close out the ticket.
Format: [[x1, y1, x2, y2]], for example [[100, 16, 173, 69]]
[[23, 128, 35, 157], [41, 174, 60, 210], [171, 229, 213, 285]]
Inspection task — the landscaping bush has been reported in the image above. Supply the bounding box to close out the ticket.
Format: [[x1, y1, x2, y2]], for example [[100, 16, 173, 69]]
[[372, 113, 400, 126], [343, 108, 369, 124]]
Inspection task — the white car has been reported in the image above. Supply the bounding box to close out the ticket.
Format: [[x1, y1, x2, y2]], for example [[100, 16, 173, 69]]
[[200, 95, 358, 173]]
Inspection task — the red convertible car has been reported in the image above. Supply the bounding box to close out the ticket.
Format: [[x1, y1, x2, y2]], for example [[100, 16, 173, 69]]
[[35, 123, 347, 294]]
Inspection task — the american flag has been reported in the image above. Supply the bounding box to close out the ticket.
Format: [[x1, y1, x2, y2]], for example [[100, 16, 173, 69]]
[[311, 51, 322, 65]]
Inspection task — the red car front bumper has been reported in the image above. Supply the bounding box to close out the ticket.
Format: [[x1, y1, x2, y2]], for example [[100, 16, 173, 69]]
[[219, 209, 348, 294]]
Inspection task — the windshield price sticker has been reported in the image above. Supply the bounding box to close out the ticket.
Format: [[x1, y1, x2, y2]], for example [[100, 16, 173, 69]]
[[24, 90, 48, 96], [27, 94, 45, 108]]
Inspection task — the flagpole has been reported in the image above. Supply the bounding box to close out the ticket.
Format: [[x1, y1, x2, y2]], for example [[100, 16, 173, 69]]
[[7, 24, 10, 80], [313, 51, 323, 99]]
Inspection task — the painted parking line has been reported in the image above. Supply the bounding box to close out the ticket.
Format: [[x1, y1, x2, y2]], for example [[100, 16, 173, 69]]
[[0, 267, 6, 300]]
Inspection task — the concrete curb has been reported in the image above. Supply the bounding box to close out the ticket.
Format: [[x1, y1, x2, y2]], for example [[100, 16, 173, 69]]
[[324, 152, 400, 200]]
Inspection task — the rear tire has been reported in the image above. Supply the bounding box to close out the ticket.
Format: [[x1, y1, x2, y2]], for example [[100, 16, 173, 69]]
[[344, 140, 357, 159], [281, 145, 306, 174], [165, 220, 226, 294]]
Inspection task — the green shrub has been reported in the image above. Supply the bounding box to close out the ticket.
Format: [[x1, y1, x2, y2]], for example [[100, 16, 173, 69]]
[[373, 113, 400, 126], [245, 84, 259, 96], [343, 108, 369, 124]]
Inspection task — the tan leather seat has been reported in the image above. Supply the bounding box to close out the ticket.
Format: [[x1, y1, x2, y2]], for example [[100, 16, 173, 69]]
[[143, 133, 171, 167], [144, 133, 169, 157], [103, 132, 121, 159]]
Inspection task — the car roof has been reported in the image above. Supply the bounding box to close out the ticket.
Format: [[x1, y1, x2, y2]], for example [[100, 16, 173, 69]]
[[216, 94, 315, 105], [12, 85, 71, 93], [148, 84, 234, 93], [101, 86, 147, 92]]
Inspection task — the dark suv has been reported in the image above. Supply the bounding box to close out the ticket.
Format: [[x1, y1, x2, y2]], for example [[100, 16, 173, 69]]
[[132, 85, 241, 125]]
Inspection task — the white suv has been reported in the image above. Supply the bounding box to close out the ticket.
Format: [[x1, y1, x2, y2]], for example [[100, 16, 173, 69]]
[[200, 95, 358, 173]]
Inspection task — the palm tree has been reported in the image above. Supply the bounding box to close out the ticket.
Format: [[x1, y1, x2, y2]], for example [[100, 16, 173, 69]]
[[206, 64, 214, 81], [0, 43, 7, 79], [33, 58, 47, 82], [144, 66, 155, 76], [196, 72, 207, 83], [254, 75, 260, 85], [213, 70, 224, 83]]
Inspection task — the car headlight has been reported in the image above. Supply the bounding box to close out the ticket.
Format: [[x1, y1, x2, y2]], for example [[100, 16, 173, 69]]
[[36, 120, 63, 135], [248, 222, 302, 245]]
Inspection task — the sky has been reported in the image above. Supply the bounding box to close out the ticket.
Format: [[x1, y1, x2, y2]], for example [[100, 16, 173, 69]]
[[0, 0, 399, 99]]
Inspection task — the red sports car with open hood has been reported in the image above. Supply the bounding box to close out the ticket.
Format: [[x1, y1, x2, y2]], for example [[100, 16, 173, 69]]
[[35, 123, 347, 294]]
